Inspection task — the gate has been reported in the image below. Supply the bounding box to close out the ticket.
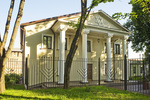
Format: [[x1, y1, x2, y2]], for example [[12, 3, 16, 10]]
[[26, 57, 58, 89]]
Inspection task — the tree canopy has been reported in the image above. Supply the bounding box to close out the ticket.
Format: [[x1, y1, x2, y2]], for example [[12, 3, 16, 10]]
[[113, 0, 150, 56]]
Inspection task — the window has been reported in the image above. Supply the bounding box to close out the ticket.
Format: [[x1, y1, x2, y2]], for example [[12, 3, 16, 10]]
[[43, 35, 52, 49], [115, 44, 120, 54], [133, 67, 136, 74], [87, 40, 91, 52]]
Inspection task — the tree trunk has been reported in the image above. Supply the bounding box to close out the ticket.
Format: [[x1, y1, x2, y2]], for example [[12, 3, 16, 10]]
[[64, 0, 87, 89], [0, 64, 5, 93], [0, 48, 6, 93], [0, 0, 25, 93]]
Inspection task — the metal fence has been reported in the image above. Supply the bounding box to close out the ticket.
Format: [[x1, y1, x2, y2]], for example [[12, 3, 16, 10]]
[[1, 55, 150, 95], [127, 58, 150, 95], [25, 55, 150, 95], [25, 56, 126, 89], [4, 58, 23, 84]]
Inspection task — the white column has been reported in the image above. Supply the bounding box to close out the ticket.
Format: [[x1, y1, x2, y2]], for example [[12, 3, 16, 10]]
[[58, 24, 68, 84], [105, 33, 113, 81], [82, 29, 90, 83]]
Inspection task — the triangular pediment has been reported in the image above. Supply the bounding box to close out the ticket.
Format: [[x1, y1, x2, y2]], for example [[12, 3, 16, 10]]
[[62, 11, 128, 32], [86, 14, 109, 27]]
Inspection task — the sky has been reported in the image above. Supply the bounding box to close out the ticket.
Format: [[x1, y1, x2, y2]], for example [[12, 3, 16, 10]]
[[0, 0, 143, 58]]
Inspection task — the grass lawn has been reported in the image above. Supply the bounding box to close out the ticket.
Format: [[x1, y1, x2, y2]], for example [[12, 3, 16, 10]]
[[0, 85, 149, 100]]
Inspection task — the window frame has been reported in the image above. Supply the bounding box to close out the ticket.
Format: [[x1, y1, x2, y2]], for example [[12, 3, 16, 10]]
[[114, 43, 121, 54], [42, 34, 53, 49], [87, 39, 92, 52]]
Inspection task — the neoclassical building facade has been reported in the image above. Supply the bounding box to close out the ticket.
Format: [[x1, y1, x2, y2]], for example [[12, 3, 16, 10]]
[[20, 10, 130, 86]]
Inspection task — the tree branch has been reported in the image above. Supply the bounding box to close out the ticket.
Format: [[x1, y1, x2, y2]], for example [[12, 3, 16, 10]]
[[3, 0, 25, 65], [1, 0, 15, 53]]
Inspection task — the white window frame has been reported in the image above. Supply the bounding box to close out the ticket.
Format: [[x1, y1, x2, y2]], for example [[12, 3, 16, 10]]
[[87, 39, 93, 52], [42, 34, 54, 49], [57, 36, 69, 50], [114, 43, 121, 54]]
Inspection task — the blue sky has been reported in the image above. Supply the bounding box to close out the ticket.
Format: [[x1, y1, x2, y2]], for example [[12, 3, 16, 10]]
[[0, 0, 143, 58]]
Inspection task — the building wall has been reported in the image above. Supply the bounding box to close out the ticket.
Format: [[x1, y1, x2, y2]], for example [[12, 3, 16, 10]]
[[24, 21, 128, 86]]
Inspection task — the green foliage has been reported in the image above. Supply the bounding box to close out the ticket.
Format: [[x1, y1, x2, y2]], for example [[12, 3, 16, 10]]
[[112, 0, 150, 55], [129, 76, 143, 81], [90, 0, 114, 9], [1, 85, 149, 100], [112, 12, 129, 20], [5, 73, 21, 88]]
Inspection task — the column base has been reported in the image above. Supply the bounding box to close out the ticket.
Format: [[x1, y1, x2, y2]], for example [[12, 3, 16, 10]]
[[57, 82, 64, 85]]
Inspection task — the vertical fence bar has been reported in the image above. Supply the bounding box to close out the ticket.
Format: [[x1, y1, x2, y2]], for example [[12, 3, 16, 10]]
[[124, 55, 127, 90], [148, 54, 150, 77], [25, 55, 29, 90], [142, 59, 145, 93], [98, 57, 100, 85]]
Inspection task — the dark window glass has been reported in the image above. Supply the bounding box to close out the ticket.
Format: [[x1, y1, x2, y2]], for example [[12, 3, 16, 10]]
[[87, 40, 91, 52], [43, 36, 52, 49], [115, 44, 120, 54]]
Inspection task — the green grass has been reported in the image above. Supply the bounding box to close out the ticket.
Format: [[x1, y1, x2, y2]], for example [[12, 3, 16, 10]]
[[0, 85, 149, 100]]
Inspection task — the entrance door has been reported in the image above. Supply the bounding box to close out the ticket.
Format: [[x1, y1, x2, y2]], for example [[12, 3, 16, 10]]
[[87, 64, 92, 81]]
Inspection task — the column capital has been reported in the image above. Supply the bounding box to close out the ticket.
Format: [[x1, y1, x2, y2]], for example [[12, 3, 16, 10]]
[[58, 24, 68, 31], [105, 33, 113, 38], [123, 35, 129, 40], [83, 29, 90, 34]]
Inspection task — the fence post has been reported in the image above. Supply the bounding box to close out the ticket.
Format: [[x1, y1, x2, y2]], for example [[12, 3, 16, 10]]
[[98, 57, 100, 85], [148, 54, 150, 77], [124, 55, 127, 90], [143, 59, 145, 82], [25, 55, 29, 90]]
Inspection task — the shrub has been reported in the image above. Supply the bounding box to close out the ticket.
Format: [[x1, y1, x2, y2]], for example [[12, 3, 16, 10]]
[[5, 73, 21, 88]]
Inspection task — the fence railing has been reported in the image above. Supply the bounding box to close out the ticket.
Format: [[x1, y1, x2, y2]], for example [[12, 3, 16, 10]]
[[128, 57, 150, 95], [25, 56, 127, 89], [2, 55, 149, 95]]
